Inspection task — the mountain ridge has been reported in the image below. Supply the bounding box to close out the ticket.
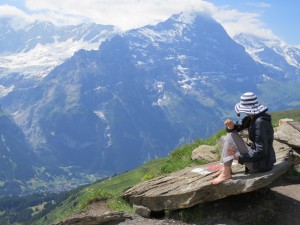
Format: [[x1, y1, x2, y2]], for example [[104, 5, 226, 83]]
[[0, 18, 118, 83], [234, 33, 300, 77]]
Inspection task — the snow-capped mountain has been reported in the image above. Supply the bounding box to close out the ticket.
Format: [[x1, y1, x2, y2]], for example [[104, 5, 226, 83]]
[[1, 12, 300, 195], [0, 18, 118, 82], [0, 12, 280, 174], [234, 33, 300, 77]]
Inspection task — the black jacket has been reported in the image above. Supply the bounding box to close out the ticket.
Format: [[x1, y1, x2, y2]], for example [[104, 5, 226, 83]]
[[227, 112, 276, 171]]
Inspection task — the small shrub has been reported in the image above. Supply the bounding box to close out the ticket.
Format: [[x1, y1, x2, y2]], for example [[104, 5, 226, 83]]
[[143, 170, 159, 181], [107, 197, 133, 213]]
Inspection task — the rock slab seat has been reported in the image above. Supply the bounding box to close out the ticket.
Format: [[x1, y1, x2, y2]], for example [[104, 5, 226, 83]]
[[122, 140, 292, 212]]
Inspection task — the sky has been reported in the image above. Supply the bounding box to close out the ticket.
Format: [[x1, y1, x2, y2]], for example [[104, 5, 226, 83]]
[[0, 0, 299, 45]]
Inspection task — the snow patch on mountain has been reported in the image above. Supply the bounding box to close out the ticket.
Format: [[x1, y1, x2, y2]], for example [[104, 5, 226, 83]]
[[177, 65, 194, 90], [0, 38, 104, 79], [0, 84, 14, 97], [0, 20, 119, 87], [153, 81, 165, 94], [131, 12, 200, 48], [283, 46, 300, 68], [156, 94, 172, 107], [94, 110, 106, 121], [234, 33, 300, 69]]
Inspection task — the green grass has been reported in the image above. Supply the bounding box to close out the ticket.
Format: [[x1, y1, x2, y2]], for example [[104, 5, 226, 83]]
[[35, 158, 166, 225], [271, 109, 300, 126], [144, 129, 226, 179]]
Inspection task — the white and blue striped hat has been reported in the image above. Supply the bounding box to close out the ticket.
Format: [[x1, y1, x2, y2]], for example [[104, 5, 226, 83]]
[[235, 92, 268, 115]]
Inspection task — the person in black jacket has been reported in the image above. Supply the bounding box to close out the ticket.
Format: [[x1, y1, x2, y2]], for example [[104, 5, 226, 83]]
[[212, 92, 276, 184]]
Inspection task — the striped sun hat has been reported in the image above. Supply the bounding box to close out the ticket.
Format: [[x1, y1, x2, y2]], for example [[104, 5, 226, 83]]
[[235, 92, 268, 115]]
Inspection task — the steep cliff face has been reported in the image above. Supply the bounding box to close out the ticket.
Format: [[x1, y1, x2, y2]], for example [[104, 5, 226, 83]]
[[0, 108, 37, 195]]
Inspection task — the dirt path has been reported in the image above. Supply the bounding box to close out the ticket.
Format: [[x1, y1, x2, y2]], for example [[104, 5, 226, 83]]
[[267, 176, 300, 225], [271, 183, 300, 201]]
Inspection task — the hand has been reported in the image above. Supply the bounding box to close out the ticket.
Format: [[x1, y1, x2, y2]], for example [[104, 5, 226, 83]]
[[228, 147, 235, 156], [224, 119, 234, 129]]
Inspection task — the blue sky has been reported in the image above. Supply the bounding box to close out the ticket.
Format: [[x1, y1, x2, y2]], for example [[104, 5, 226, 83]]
[[0, 0, 299, 45], [209, 0, 300, 45]]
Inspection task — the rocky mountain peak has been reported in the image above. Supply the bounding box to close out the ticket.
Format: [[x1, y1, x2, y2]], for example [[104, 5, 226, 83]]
[[130, 12, 221, 44], [234, 33, 300, 72]]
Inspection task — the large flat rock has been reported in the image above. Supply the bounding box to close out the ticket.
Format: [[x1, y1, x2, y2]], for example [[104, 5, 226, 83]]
[[123, 140, 292, 212]]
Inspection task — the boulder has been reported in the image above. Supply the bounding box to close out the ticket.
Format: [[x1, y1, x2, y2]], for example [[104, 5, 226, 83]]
[[191, 145, 219, 162], [278, 118, 294, 126], [122, 140, 292, 212], [274, 121, 300, 150], [133, 204, 151, 218]]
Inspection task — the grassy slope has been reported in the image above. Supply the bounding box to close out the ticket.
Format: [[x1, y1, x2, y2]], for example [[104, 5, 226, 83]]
[[34, 158, 166, 224], [36, 109, 300, 225], [271, 108, 300, 126], [36, 129, 226, 225]]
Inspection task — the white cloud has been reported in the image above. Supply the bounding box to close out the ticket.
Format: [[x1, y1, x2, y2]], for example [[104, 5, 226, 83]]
[[0, 4, 33, 28], [213, 8, 277, 39], [21, 0, 216, 29], [246, 2, 271, 8], [0, 0, 278, 40]]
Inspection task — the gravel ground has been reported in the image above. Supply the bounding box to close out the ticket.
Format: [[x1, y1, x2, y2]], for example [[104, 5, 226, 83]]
[[118, 216, 190, 225]]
